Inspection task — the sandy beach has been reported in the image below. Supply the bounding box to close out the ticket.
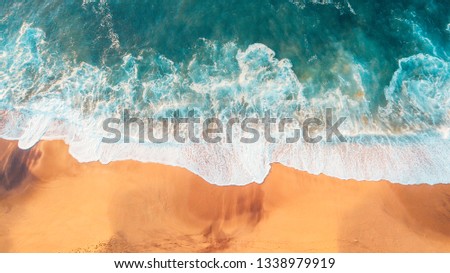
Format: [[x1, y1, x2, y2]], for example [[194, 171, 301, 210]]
[[0, 138, 450, 252]]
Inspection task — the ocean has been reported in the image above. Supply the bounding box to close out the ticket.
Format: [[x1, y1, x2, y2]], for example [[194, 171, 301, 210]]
[[0, 0, 449, 184]]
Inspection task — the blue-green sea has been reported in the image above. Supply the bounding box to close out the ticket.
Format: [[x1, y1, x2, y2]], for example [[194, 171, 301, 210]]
[[0, 0, 449, 185]]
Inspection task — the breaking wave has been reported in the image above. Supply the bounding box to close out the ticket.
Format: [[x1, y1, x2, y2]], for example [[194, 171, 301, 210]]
[[1, 0, 449, 185]]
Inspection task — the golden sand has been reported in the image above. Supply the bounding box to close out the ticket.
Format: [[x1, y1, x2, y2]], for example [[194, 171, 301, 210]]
[[0, 139, 449, 252]]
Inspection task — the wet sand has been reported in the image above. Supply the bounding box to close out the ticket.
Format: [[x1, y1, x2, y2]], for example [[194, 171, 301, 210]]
[[0, 139, 449, 252]]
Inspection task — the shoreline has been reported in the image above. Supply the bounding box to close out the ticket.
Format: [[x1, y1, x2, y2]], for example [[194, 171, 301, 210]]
[[1, 138, 450, 252]]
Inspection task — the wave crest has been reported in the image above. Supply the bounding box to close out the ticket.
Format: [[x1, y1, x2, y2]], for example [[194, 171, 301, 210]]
[[1, 25, 449, 185]]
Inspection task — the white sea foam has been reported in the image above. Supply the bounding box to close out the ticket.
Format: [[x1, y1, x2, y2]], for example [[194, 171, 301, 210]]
[[1, 25, 449, 185], [289, 0, 356, 14]]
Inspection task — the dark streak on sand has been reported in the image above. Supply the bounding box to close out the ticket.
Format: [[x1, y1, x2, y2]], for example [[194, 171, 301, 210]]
[[0, 140, 41, 194]]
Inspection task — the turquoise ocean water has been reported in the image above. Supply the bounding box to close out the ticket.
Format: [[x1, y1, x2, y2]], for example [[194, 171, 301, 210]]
[[0, 0, 449, 185]]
